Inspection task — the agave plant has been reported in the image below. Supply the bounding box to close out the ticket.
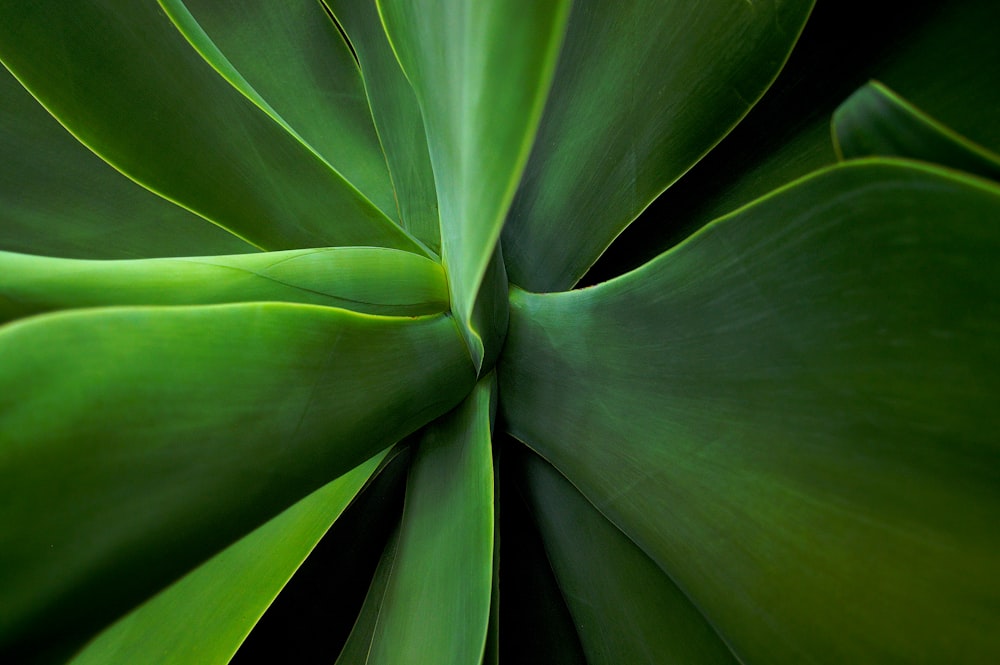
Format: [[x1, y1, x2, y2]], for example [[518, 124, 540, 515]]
[[1, 0, 998, 663]]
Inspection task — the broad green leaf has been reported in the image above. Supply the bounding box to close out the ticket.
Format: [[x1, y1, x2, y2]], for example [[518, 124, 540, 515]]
[[517, 448, 737, 665], [160, 0, 401, 227], [0, 246, 447, 325], [0, 64, 250, 259], [69, 449, 390, 665], [335, 525, 401, 665], [501, 0, 815, 291], [0, 303, 474, 660], [366, 374, 497, 665], [324, 0, 441, 253], [499, 161, 1000, 663], [0, 1, 422, 254], [376, 0, 570, 366], [834, 81, 1000, 181]]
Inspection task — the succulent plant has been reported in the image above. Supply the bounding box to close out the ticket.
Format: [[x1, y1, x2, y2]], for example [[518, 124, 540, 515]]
[[1, 1, 998, 663]]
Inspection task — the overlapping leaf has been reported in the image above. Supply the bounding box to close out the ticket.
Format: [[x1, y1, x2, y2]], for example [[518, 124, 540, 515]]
[[0, 1, 422, 253], [377, 0, 571, 366], [500, 161, 1000, 663], [0, 303, 473, 659], [500, 0, 815, 291]]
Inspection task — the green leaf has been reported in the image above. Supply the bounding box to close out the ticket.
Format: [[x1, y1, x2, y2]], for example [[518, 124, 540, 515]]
[[323, 0, 442, 253], [516, 447, 737, 665], [501, 0, 816, 291], [376, 0, 571, 365], [0, 1, 423, 254], [69, 449, 390, 665], [0, 246, 448, 325], [499, 161, 1000, 663], [366, 374, 497, 665], [0, 303, 474, 660], [160, 0, 401, 227], [833, 81, 1000, 181], [0, 64, 251, 259]]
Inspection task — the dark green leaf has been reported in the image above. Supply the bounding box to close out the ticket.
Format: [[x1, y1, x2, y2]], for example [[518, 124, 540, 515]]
[[834, 81, 1000, 181], [0, 1, 423, 253], [0, 65, 250, 259], [501, 0, 815, 291], [516, 448, 737, 665], [500, 161, 1000, 663], [324, 0, 441, 253], [0, 304, 473, 659]]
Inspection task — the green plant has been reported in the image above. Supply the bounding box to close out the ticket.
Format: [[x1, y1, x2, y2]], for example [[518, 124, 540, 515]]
[[1, 0, 998, 663]]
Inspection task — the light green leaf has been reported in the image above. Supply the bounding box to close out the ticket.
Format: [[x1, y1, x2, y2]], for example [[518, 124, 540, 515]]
[[0, 304, 474, 660], [160, 0, 401, 227], [323, 0, 441, 253], [0, 1, 422, 254], [834, 81, 1000, 181], [0, 246, 448, 325], [376, 0, 571, 365], [500, 161, 1000, 663], [0, 64, 251, 259], [69, 449, 390, 665], [500, 0, 816, 291], [366, 374, 497, 665], [517, 448, 737, 665]]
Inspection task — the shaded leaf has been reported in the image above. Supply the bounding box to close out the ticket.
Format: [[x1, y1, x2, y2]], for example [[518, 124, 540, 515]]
[[69, 449, 390, 665], [501, 0, 815, 291], [376, 0, 570, 365], [324, 0, 441, 252], [0, 1, 422, 253], [0, 64, 251, 259], [0, 246, 448, 325], [0, 304, 474, 660], [500, 161, 1000, 663], [834, 81, 1000, 181], [516, 446, 737, 665]]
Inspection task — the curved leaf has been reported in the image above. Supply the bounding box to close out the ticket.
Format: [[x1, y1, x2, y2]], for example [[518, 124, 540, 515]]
[[376, 0, 570, 364], [501, 0, 815, 291], [0, 303, 474, 660], [160, 0, 401, 227], [0, 65, 251, 259], [69, 449, 390, 665], [516, 448, 737, 665], [366, 374, 497, 665], [834, 81, 1000, 181], [0, 1, 422, 253], [0, 246, 448, 325], [500, 161, 1000, 663], [324, 0, 441, 252]]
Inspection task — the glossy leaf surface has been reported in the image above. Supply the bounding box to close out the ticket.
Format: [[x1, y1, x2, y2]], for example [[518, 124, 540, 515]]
[[0, 304, 473, 659], [324, 0, 441, 252], [517, 449, 737, 665], [0, 1, 422, 254], [0, 65, 251, 259], [0, 246, 448, 324], [69, 450, 389, 665], [834, 81, 1000, 181], [377, 0, 570, 364], [500, 161, 1000, 663], [501, 0, 815, 291], [162, 0, 400, 226], [366, 374, 497, 665]]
